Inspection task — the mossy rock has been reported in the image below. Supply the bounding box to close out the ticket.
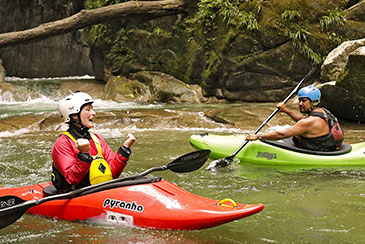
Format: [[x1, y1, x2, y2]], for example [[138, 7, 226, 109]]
[[103, 75, 151, 102], [337, 48, 365, 94]]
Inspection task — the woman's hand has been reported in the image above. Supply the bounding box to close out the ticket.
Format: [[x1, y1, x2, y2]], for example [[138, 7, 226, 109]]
[[123, 133, 136, 148], [75, 138, 91, 153]]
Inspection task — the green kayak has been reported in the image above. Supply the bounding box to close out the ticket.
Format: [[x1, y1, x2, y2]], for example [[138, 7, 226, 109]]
[[189, 133, 365, 166]]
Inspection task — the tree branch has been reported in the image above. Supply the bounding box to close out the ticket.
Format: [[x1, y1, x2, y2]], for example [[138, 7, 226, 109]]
[[0, 0, 185, 48]]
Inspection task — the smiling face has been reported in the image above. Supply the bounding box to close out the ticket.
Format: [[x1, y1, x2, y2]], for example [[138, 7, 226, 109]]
[[299, 97, 312, 114], [79, 103, 96, 128]]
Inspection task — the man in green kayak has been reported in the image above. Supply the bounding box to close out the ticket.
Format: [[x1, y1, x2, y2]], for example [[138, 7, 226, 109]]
[[246, 86, 344, 151]]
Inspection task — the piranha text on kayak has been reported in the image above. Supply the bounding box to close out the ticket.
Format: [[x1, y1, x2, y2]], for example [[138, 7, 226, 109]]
[[103, 198, 144, 212]]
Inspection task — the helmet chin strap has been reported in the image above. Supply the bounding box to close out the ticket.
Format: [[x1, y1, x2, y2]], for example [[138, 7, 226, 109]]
[[69, 114, 88, 131], [77, 113, 89, 131], [308, 101, 319, 113]]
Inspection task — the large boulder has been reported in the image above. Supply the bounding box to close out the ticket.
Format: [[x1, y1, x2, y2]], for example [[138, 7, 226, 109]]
[[321, 38, 365, 82], [141, 71, 207, 103], [103, 75, 152, 102], [104, 71, 208, 103], [321, 47, 365, 122], [213, 42, 312, 102]]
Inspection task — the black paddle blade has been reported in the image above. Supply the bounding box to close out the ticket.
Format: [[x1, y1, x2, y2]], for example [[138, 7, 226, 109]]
[[167, 150, 210, 173], [0, 195, 28, 230], [206, 156, 235, 171]]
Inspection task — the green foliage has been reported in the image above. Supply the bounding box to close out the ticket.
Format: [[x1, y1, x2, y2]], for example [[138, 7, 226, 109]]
[[293, 41, 322, 64], [318, 8, 346, 47], [281, 9, 322, 64], [86, 24, 113, 46], [287, 24, 310, 42], [186, 0, 259, 31], [152, 27, 172, 37], [281, 10, 301, 21], [85, 0, 128, 9], [108, 28, 136, 61], [328, 32, 347, 45], [319, 8, 345, 31]]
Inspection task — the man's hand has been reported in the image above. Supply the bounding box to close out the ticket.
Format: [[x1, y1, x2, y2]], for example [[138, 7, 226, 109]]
[[276, 102, 288, 112], [246, 134, 259, 141], [76, 138, 91, 153]]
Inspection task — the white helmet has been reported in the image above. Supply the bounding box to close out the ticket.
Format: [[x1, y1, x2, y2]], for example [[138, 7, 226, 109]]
[[59, 92, 95, 123]]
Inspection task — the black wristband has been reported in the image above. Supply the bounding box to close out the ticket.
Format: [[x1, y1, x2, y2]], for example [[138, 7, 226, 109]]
[[77, 152, 93, 163], [118, 146, 131, 159]]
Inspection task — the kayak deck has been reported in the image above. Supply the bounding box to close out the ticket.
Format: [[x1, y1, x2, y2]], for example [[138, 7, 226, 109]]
[[0, 178, 263, 230], [189, 133, 365, 166]]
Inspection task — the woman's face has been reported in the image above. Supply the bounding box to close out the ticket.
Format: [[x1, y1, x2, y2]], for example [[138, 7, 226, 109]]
[[80, 103, 96, 128]]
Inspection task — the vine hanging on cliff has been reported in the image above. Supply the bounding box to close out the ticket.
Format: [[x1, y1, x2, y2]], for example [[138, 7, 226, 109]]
[[319, 8, 345, 31], [319, 8, 347, 46], [281, 9, 322, 64]]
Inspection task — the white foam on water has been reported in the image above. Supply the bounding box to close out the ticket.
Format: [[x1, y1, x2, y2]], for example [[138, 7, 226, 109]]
[[93, 99, 163, 111], [91, 126, 250, 139], [0, 89, 58, 104], [4, 75, 95, 82], [0, 128, 33, 138]]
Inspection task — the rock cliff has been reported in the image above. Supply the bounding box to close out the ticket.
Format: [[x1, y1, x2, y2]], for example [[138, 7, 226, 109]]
[[0, 0, 93, 78]]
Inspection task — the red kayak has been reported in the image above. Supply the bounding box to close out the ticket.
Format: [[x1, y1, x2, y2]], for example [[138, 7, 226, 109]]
[[0, 177, 263, 230]]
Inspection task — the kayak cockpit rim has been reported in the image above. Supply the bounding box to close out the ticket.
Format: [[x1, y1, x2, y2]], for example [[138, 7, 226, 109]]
[[261, 138, 352, 155], [43, 176, 161, 196]]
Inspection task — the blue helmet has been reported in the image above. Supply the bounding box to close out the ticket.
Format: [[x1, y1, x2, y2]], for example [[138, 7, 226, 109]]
[[298, 86, 321, 103]]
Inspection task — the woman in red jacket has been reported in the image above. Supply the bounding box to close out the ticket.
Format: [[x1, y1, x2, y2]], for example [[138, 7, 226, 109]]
[[51, 91, 136, 192]]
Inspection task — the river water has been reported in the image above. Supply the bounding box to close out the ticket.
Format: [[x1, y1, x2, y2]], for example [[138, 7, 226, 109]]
[[0, 77, 364, 243]]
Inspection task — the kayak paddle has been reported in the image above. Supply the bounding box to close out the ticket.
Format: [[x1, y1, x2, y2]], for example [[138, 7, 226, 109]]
[[206, 64, 317, 170], [0, 149, 210, 230]]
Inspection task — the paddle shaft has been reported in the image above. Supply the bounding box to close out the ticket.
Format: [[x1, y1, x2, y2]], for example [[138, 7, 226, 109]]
[[229, 64, 317, 158]]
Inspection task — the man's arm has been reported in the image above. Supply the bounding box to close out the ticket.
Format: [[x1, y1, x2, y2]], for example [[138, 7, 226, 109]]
[[277, 102, 304, 122], [246, 119, 312, 141]]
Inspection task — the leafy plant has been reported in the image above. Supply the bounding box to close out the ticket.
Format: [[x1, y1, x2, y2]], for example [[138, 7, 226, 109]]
[[293, 41, 322, 64], [287, 24, 310, 42], [85, 0, 128, 9], [86, 23, 113, 46], [319, 8, 345, 31], [281, 10, 301, 21], [152, 27, 171, 37], [328, 32, 347, 45], [106, 28, 136, 68], [186, 0, 259, 31], [283, 24, 322, 63], [280, 8, 322, 64]]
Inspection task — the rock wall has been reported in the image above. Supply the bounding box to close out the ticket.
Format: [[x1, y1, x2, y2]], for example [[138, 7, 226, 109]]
[[0, 0, 364, 122], [87, 0, 365, 103], [85, 0, 364, 122], [321, 46, 365, 122], [0, 0, 93, 78]]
